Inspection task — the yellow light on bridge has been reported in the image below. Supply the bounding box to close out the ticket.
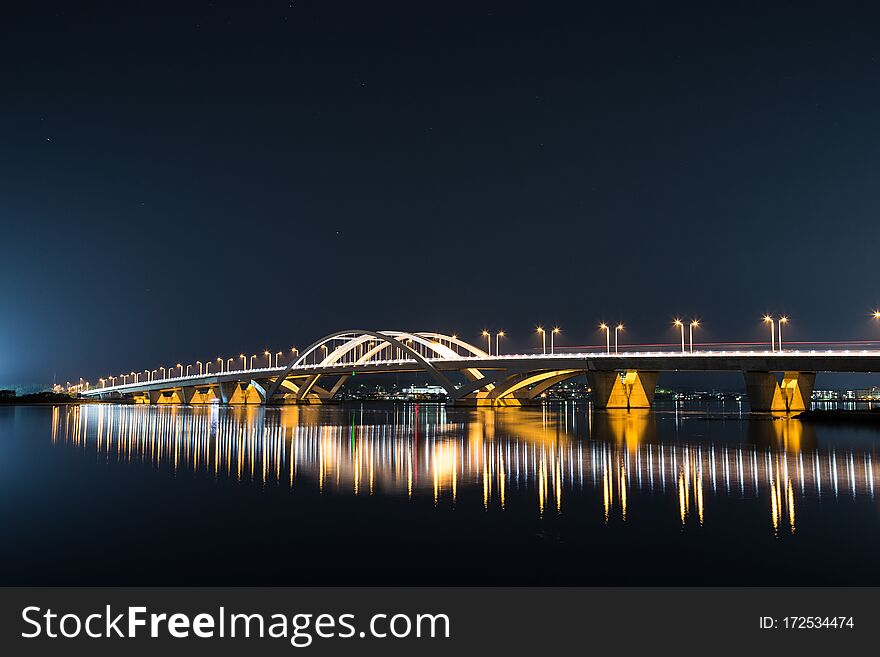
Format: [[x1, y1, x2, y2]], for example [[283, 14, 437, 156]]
[[763, 315, 776, 352], [599, 323, 610, 353], [673, 319, 684, 353]]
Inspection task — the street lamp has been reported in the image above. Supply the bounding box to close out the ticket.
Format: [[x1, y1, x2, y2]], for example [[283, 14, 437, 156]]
[[599, 323, 610, 353], [763, 316, 775, 352], [264, 350, 271, 368], [551, 327, 560, 354], [496, 331, 505, 356], [536, 327, 546, 354], [275, 351, 283, 367], [151, 369, 157, 381], [689, 320, 700, 353], [121, 374, 128, 384], [133, 372, 139, 383], [482, 330, 491, 356], [159, 366, 166, 379], [249, 354, 257, 369], [673, 319, 685, 353], [176, 363, 183, 377], [196, 360, 203, 375], [874, 310, 880, 320], [100, 378, 106, 388], [109, 376, 116, 386], [778, 316, 788, 352], [614, 324, 624, 354], [240, 354, 246, 370], [185, 364, 192, 376], [227, 357, 234, 372]]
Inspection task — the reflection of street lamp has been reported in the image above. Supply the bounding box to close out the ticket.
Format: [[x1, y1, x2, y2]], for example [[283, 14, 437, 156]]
[[689, 320, 700, 353], [536, 327, 545, 354], [614, 324, 624, 354], [778, 316, 788, 352], [763, 316, 775, 352], [482, 330, 491, 356], [551, 327, 560, 354], [496, 331, 505, 356], [599, 323, 610, 353], [673, 319, 684, 353]]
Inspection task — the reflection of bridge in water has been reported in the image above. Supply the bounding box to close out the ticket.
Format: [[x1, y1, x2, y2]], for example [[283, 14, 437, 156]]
[[52, 405, 877, 534]]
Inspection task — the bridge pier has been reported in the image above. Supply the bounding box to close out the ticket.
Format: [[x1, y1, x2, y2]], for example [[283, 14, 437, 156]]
[[743, 371, 815, 413], [588, 370, 658, 410]]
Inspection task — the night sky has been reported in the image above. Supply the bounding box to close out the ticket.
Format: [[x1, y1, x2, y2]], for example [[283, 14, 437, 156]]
[[3, 1, 880, 385]]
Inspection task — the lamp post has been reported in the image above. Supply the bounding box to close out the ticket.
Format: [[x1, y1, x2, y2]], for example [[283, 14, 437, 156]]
[[599, 323, 610, 353], [239, 354, 246, 370], [264, 351, 271, 368], [275, 351, 283, 367], [536, 327, 546, 354], [196, 361, 203, 375], [159, 366, 166, 379], [496, 331, 505, 356], [249, 354, 257, 369], [482, 330, 491, 356], [778, 316, 788, 352], [121, 374, 128, 384], [763, 316, 775, 352], [185, 365, 192, 376], [151, 369, 157, 381], [109, 376, 116, 386], [144, 370, 149, 382], [133, 372, 139, 383], [100, 378, 106, 388], [689, 320, 700, 353], [551, 327, 560, 354], [614, 324, 624, 354], [176, 363, 183, 377], [227, 357, 234, 372], [674, 319, 685, 353]]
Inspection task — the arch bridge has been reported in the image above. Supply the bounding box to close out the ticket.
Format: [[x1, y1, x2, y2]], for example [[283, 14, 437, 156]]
[[79, 329, 880, 412]]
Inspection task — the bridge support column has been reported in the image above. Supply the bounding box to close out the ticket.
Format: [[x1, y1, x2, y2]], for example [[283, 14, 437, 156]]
[[148, 390, 162, 405], [743, 371, 815, 412], [587, 370, 658, 410]]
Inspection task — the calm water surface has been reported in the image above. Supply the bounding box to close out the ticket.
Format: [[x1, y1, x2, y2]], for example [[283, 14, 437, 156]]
[[1, 402, 878, 585]]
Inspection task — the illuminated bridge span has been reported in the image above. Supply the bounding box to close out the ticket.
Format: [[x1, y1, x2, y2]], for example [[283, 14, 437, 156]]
[[78, 329, 880, 412]]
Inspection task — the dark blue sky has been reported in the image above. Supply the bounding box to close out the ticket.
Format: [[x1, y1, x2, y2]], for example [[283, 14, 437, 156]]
[[2, 1, 880, 385]]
